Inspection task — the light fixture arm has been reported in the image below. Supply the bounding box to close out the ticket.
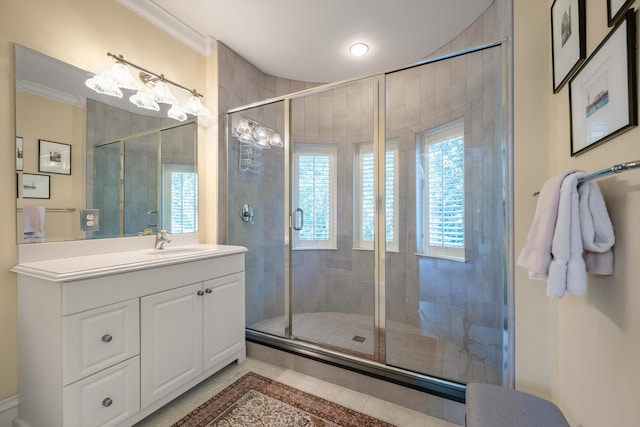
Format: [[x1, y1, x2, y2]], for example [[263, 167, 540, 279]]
[[107, 52, 203, 98]]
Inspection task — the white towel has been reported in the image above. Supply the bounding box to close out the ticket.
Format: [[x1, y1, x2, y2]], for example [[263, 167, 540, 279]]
[[23, 205, 45, 237], [579, 180, 615, 274], [546, 172, 615, 298], [23, 205, 45, 244], [547, 172, 586, 298], [517, 170, 579, 280]]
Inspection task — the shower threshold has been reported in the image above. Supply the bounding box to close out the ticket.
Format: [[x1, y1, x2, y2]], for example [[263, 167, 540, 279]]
[[246, 328, 467, 403]]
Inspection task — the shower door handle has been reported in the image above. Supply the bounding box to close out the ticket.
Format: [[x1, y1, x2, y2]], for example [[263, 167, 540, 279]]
[[293, 208, 304, 231]]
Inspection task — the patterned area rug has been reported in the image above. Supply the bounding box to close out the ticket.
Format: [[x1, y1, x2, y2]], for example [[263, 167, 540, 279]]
[[171, 372, 396, 427]]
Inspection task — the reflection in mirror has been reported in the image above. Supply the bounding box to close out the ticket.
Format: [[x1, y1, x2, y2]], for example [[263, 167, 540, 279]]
[[15, 45, 198, 244]]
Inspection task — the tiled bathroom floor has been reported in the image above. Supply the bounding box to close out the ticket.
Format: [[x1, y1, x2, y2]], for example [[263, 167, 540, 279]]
[[251, 312, 500, 385], [134, 357, 460, 427]]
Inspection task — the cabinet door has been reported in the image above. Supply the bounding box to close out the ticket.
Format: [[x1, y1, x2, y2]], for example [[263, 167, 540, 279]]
[[202, 272, 245, 372], [140, 283, 203, 409]]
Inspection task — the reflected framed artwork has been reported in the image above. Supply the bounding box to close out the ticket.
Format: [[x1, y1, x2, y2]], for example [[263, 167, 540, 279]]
[[39, 139, 71, 175], [22, 173, 50, 199], [16, 136, 23, 171], [569, 9, 637, 156], [551, 0, 586, 93], [607, 0, 633, 27]]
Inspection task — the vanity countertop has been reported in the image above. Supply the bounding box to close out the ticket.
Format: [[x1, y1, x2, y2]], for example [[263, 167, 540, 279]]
[[11, 244, 247, 282]]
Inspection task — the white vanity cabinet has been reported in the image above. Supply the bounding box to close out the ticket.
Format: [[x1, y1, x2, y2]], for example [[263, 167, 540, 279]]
[[140, 272, 244, 408], [12, 244, 246, 427]]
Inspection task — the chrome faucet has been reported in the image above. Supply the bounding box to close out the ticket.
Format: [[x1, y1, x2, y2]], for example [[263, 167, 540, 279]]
[[155, 229, 171, 249]]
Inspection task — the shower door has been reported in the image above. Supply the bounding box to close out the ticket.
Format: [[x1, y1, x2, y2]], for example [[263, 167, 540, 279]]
[[288, 79, 377, 357]]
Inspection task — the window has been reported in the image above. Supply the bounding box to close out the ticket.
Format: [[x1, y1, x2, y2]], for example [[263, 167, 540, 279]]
[[417, 119, 465, 260], [292, 144, 337, 249], [162, 164, 198, 233], [354, 140, 398, 251]]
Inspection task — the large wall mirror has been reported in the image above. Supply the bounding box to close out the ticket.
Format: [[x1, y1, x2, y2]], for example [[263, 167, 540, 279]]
[[15, 45, 198, 244]]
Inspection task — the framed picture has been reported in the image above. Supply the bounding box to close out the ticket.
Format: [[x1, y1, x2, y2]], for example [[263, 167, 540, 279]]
[[569, 9, 637, 156], [39, 139, 71, 175], [551, 0, 586, 93], [22, 173, 50, 199], [16, 136, 23, 171], [607, 0, 634, 27]]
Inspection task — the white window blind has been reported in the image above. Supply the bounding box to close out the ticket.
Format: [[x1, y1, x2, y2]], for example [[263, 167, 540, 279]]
[[355, 141, 398, 251], [417, 119, 465, 260], [293, 144, 337, 249]]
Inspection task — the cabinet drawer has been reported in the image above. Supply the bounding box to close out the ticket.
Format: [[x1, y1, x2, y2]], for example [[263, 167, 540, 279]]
[[63, 356, 140, 427], [64, 299, 139, 385]]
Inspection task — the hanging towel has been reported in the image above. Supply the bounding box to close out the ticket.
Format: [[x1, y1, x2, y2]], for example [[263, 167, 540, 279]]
[[547, 172, 586, 298], [23, 205, 45, 243], [517, 170, 579, 280], [579, 180, 615, 275], [545, 172, 615, 298]]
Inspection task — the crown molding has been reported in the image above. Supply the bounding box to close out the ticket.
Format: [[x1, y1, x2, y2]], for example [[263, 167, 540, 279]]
[[117, 0, 214, 56], [16, 80, 86, 107]]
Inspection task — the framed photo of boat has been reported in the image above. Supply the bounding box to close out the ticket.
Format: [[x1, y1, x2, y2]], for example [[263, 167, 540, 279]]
[[569, 9, 636, 156]]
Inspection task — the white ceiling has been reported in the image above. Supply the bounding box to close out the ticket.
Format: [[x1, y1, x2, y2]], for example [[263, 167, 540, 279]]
[[120, 0, 494, 83]]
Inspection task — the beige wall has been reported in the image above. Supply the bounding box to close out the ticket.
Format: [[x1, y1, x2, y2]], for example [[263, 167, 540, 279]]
[[16, 92, 85, 242], [0, 0, 212, 400], [515, 0, 640, 425]]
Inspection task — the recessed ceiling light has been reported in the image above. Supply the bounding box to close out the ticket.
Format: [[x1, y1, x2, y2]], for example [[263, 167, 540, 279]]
[[350, 43, 369, 57]]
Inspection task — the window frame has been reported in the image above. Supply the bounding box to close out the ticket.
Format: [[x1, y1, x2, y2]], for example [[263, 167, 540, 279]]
[[416, 118, 466, 261], [292, 143, 338, 250]]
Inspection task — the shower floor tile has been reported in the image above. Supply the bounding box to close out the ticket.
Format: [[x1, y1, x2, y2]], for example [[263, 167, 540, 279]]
[[250, 311, 500, 385]]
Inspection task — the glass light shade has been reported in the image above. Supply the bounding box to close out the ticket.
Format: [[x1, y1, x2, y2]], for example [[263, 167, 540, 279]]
[[109, 63, 141, 91], [254, 127, 271, 149], [236, 119, 254, 142], [236, 119, 250, 134], [168, 104, 187, 122], [85, 74, 123, 98], [129, 90, 160, 111], [183, 95, 210, 116], [151, 80, 177, 105], [269, 133, 283, 147]]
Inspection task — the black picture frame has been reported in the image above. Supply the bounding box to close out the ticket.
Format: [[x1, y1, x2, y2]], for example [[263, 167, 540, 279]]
[[607, 0, 634, 27], [22, 173, 50, 199], [569, 9, 637, 156], [551, 0, 586, 93], [39, 139, 71, 175]]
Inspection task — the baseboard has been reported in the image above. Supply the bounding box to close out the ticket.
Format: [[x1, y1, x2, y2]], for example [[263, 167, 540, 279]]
[[0, 395, 18, 427]]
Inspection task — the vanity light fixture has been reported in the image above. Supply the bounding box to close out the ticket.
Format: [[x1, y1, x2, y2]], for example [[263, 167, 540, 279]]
[[85, 52, 210, 120], [232, 117, 283, 150], [349, 43, 369, 57]]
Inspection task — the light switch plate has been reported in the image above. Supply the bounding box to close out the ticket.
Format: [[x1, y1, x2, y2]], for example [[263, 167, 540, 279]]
[[81, 209, 99, 232]]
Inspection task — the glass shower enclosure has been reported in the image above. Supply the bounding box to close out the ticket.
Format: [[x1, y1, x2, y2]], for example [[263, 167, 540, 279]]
[[226, 42, 509, 393], [92, 122, 197, 238]]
